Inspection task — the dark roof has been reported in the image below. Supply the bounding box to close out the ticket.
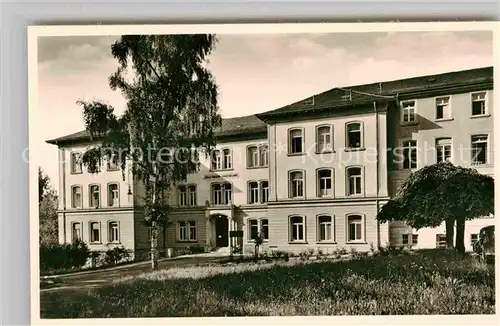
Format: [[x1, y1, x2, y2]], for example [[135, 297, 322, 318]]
[[257, 66, 493, 119], [46, 114, 267, 146]]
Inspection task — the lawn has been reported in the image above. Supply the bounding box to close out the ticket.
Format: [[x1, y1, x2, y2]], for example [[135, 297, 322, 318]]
[[40, 249, 495, 317]]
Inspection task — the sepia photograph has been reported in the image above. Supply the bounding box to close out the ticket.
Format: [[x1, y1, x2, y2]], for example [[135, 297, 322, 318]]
[[29, 22, 497, 321]]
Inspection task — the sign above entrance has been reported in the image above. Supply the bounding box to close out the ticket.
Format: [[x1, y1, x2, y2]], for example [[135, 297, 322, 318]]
[[230, 231, 243, 238], [203, 173, 239, 179]]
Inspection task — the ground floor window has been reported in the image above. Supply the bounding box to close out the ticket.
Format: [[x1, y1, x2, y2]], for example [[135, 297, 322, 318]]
[[71, 222, 82, 242], [402, 234, 409, 245], [178, 221, 197, 241], [108, 221, 120, 243], [248, 219, 269, 241], [317, 215, 334, 242], [436, 234, 447, 248], [289, 216, 305, 242], [90, 222, 100, 243], [347, 215, 364, 242], [412, 234, 418, 246], [470, 233, 479, 247]]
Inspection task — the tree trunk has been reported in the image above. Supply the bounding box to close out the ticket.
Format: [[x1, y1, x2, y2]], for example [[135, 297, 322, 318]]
[[445, 219, 454, 249], [151, 220, 159, 270], [162, 225, 167, 258], [455, 217, 466, 255]]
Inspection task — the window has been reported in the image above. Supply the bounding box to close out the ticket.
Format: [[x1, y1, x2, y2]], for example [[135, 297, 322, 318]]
[[90, 222, 100, 243], [289, 171, 304, 198], [248, 219, 259, 241], [316, 125, 333, 152], [71, 186, 82, 208], [261, 181, 269, 203], [471, 233, 479, 246], [70, 152, 83, 174], [247, 146, 259, 167], [402, 140, 417, 169], [317, 169, 333, 197], [71, 222, 82, 242], [211, 150, 222, 170], [178, 221, 196, 241], [412, 234, 418, 246], [346, 122, 362, 148], [471, 92, 487, 116], [347, 167, 362, 196], [259, 145, 268, 167], [436, 138, 452, 163], [347, 215, 363, 242], [89, 185, 100, 208], [290, 216, 305, 242], [223, 149, 232, 169], [178, 186, 187, 207], [107, 153, 119, 170], [436, 234, 447, 248], [108, 183, 119, 207], [261, 219, 269, 240], [436, 97, 450, 120], [471, 135, 488, 165], [402, 234, 409, 245], [212, 183, 232, 205], [317, 215, 333, 242], [289, 129, 303, 154], [108, 221, 119, 243], [248, 182, 259, 204], [401, 100, 416, 123], [188, 185, 197, 206]]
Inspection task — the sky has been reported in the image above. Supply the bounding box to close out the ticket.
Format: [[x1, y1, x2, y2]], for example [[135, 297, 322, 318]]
[[37, 30, 493, 187]]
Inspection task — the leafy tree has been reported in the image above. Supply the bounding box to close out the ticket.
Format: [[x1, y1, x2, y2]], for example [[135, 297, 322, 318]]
[[252, 231, 265, 259], [77, 35, 221, 269], [39, 168, 58, 244], [377, 162, 494, 254]]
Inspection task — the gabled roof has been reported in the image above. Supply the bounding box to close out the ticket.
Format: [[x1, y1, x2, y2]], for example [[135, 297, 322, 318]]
[[256, 66, 493, 120], [46, 114, 267, 146]]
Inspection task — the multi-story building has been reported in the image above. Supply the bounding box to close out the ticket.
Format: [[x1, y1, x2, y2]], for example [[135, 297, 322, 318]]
[[46, 66, 494, 258]]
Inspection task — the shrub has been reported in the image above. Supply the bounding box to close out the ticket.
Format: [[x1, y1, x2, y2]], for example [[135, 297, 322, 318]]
[[104, 247, 130, 266], [188, 244, 205, 255], [39, 240, 90, 272]]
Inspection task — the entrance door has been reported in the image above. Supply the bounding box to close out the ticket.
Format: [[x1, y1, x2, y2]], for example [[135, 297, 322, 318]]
[[215, 217, 229, 247]]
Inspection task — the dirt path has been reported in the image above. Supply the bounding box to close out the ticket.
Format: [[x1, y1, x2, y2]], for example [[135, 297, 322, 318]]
[[40, 256, 227, 294]]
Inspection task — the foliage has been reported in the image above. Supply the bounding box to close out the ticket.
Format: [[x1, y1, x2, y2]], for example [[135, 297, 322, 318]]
[[104, 247, 131, 265], [38, 167, 58, 245], [252, 231, 266, 258], [187, 244, 205, 255], [41, 249, 495, 317], [39, 240, 90, 272], [76, 35, 221, 268], [377, 162, 494, 252]]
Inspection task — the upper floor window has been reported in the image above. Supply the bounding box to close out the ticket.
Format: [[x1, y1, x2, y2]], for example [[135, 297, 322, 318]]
[[289, 216, 305, 242], [211, 150, 222, 171], [70, 152, 83, 174], [188, 185, 197, 206], [107, 153, 119, 171], [178, 221, 197, 241], [289, 171, 304, 199], [212, 183, 232, 205], [317, 215, 334, 242], [108, 183, 119, 207], [316, 125, 333, 152], [401, 100, 416, 123], [248, 182, 259, 204], [108, 221, 120, 243], [223, 149, 232, 169], [347, 214, 364, 242], [71, 185, 82, 208], [247, 145, 268, 168], [471, 92, 487, 116], [346, 122, 362, 149], [89, 184, 100, 208], [471, 134, 488, 165], [259, 145, 268, 167], [402, 140, 417, 169], [317, 169, 333, 197], [261, 181, 269, 203], [289, 128, 304, 154], [436, 138, 452, 163], [347, 167, 362, 196], [178, 186, 187, 207], [90, 222, 100, 243], [436, 96, 451, 120], [71, 222, 82, 242]]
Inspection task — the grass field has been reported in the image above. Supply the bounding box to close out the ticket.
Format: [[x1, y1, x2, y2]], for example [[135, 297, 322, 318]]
[[40, 249, 495, 317]]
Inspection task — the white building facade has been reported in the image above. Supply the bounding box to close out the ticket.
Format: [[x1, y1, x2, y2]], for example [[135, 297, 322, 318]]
[[47, 66, 494, 258]]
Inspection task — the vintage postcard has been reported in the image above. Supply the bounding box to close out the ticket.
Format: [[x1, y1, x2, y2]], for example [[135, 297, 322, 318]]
[[29, 22, 499, 325]]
